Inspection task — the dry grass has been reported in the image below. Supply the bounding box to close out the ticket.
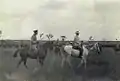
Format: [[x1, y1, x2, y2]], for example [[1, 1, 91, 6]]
[[0, 40, 120, 81]]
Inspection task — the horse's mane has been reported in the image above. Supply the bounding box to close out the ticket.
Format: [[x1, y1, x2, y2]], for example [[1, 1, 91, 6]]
[[83, 44, 93, 50]]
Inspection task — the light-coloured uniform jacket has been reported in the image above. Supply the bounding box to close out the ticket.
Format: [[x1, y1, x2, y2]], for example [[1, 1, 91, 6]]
[[73, 35, 81, 46], [31, 34, 38, 51]]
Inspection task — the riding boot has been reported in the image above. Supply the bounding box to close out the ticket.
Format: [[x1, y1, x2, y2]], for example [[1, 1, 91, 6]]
[[78, 47, 83, 58]]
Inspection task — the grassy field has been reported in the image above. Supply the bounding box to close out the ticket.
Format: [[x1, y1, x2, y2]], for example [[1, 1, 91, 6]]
[[0, 40, 120, 81]]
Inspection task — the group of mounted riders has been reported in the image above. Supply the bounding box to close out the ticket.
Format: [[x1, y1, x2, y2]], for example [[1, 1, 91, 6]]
[[13, 30, 101, 68], [30, 29, 84, 58]]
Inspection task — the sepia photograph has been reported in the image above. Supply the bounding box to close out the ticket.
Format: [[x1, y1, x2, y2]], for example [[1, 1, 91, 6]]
[[0, 0, 120, 81]]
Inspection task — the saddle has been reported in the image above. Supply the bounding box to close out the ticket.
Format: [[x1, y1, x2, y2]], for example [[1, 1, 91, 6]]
[[29, 48, 38, 56], [72, 45, 83, 58]]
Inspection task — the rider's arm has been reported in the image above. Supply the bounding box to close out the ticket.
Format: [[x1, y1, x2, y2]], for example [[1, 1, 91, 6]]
[[73, 36, 77, 43], [73, 36, 76, 41], [31, 36, 37, 44]]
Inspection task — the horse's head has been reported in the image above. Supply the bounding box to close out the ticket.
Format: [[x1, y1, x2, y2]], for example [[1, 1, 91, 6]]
[[90, 42, 102, 54]]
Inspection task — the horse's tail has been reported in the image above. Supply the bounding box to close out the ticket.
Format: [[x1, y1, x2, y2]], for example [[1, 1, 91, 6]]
[[13, 49, 20, 58]]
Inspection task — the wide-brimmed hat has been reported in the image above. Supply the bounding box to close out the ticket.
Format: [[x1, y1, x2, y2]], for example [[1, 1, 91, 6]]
[[75, 31, 79, 34], [33, 30, 38, 33]]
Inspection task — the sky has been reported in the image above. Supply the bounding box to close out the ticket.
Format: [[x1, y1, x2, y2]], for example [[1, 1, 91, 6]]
[[0, 0, 120, 40]]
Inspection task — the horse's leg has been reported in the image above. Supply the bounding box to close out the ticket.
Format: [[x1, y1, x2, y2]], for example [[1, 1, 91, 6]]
[[36, 57, 40, 65], [17, 59, 23, 68], [83, 56, 87, 70], [60, 48, 66, 68], [38, 58, 44, 66], [13, 49, 19, 57], [23, 58, 28, 69], [40, 59, 44, 66], [77, 58, 84, 68], [61, 56, 66, 68], [66, 55, 72, 68]]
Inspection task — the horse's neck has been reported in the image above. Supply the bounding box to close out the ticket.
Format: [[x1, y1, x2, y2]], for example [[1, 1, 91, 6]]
[[83, 45, 89, 49], [83, 45, 92, 51]]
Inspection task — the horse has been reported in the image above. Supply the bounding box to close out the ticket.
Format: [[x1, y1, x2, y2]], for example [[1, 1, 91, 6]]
[[53, 40, 72, 56], [59, 42, 102, 69], [13, 41, 55, 69]]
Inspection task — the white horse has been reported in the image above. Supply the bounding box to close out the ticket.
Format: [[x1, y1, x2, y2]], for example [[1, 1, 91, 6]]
[[59, 42, 102, 69]]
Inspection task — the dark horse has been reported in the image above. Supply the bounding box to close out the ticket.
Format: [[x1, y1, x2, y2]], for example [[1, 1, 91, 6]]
[[13, 41, 55, 69]]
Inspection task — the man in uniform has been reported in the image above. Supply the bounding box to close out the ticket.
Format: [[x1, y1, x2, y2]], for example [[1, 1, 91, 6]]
[[72, 31, 83, 58], [30, 29, 38, 54]]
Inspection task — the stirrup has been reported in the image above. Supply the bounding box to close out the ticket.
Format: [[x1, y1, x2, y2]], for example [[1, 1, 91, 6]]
[[78, 54, 82, 58]]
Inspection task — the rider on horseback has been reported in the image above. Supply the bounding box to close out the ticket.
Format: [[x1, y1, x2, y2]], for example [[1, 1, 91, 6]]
[[30, 29, 38, 54], [72, 31, 83, 58]]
